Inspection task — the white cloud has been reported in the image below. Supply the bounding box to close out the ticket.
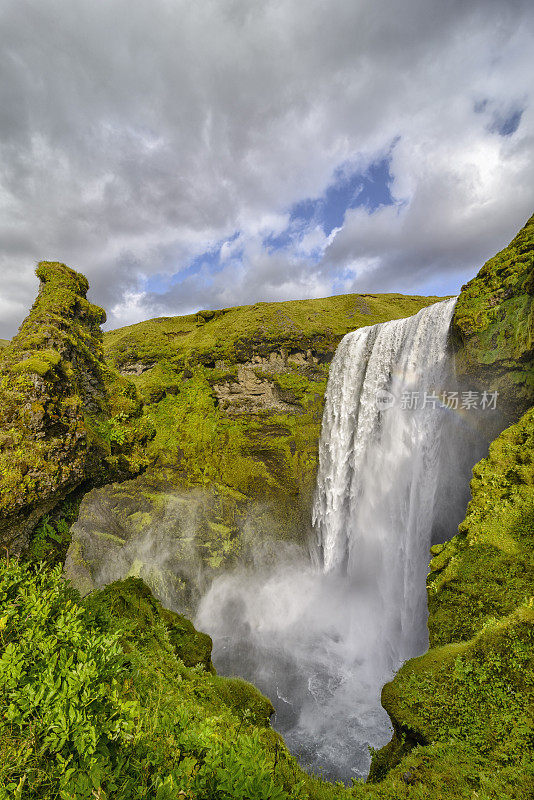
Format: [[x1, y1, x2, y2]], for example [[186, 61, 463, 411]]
[[109, 288, 152, 328], [0, 0, 532, 334]]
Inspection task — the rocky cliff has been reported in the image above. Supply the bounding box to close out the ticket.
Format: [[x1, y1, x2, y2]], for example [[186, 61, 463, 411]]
[[452, 213, 534, 421], [0, 262, 150, 553]]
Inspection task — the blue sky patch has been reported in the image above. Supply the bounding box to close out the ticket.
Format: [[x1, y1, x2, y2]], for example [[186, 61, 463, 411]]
[[490, 108, 523, 137], [264, 154, 396, 252], [146, 155, 397, 297]]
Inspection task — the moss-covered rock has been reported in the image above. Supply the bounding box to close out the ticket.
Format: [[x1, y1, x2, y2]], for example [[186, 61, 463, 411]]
[[0, 262, 151, 553], [64, 476, 254, 609], [427, 406, 534, 645], [452, 213, 534, 420], [84, 576, 215, 671]]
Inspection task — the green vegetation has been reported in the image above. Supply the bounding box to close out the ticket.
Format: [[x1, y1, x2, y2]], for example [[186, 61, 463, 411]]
[[28, 495, 81, 566], [0, 262, 151, 553], [0, 560, 351, 800], [452, 213, 534, 418]]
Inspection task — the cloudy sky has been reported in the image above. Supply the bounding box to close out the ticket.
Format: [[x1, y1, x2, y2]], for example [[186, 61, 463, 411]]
[[0, 0, 533, 337]]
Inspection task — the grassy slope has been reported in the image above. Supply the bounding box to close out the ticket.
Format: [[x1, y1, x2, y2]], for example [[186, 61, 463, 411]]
[[6, 408, 534, 800], [104, 293, 444, 368]]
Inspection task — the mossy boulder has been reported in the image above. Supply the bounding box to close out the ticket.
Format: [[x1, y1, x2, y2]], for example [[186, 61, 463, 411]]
[[84, 576, 214, 671], [64, 475, 253, 610], [64, 464, 321, 611], [375, 605, 534, 796], [0, 262, 151, 553]]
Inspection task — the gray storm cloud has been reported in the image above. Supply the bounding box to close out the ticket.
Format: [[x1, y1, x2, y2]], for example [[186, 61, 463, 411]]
[[0, 0, 533, 336]]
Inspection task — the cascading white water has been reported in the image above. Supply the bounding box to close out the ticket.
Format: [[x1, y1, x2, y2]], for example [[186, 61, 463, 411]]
[[197, 297, 465, 781], [313, 297, 458, 668]]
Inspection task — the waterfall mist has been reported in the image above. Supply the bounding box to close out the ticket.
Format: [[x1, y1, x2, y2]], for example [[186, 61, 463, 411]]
[[196, 298, 496, 781]]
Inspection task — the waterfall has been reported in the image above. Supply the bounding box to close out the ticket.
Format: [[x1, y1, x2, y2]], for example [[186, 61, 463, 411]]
[[313, 297, 458, 666], [197, 297, 465, 781]]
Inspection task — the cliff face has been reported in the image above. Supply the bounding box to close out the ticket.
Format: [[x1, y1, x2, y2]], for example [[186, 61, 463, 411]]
[[0, 262, 150, 553], [452, 213, 534, 420], [427, 407, 534, 646], [65, 292, 442, 600]]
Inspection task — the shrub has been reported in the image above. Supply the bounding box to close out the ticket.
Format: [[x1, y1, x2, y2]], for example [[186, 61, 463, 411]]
[[0, 559, 138, 798]]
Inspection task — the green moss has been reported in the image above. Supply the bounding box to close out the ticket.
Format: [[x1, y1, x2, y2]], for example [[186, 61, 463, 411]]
[[211, 676, 275, 727], [427, 407, 534, 645], [3, 219, 533, 797], [382, 606, 534, 758], [0, 262, 150, 553], [104, 293, 443, 373], [85, 577, 214, 670], [10, 348, 61, 377], [452, 213, 534, 417]]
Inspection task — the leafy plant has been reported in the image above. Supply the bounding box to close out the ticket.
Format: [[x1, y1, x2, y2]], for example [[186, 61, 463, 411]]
[[29, 498, 81, 564]]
